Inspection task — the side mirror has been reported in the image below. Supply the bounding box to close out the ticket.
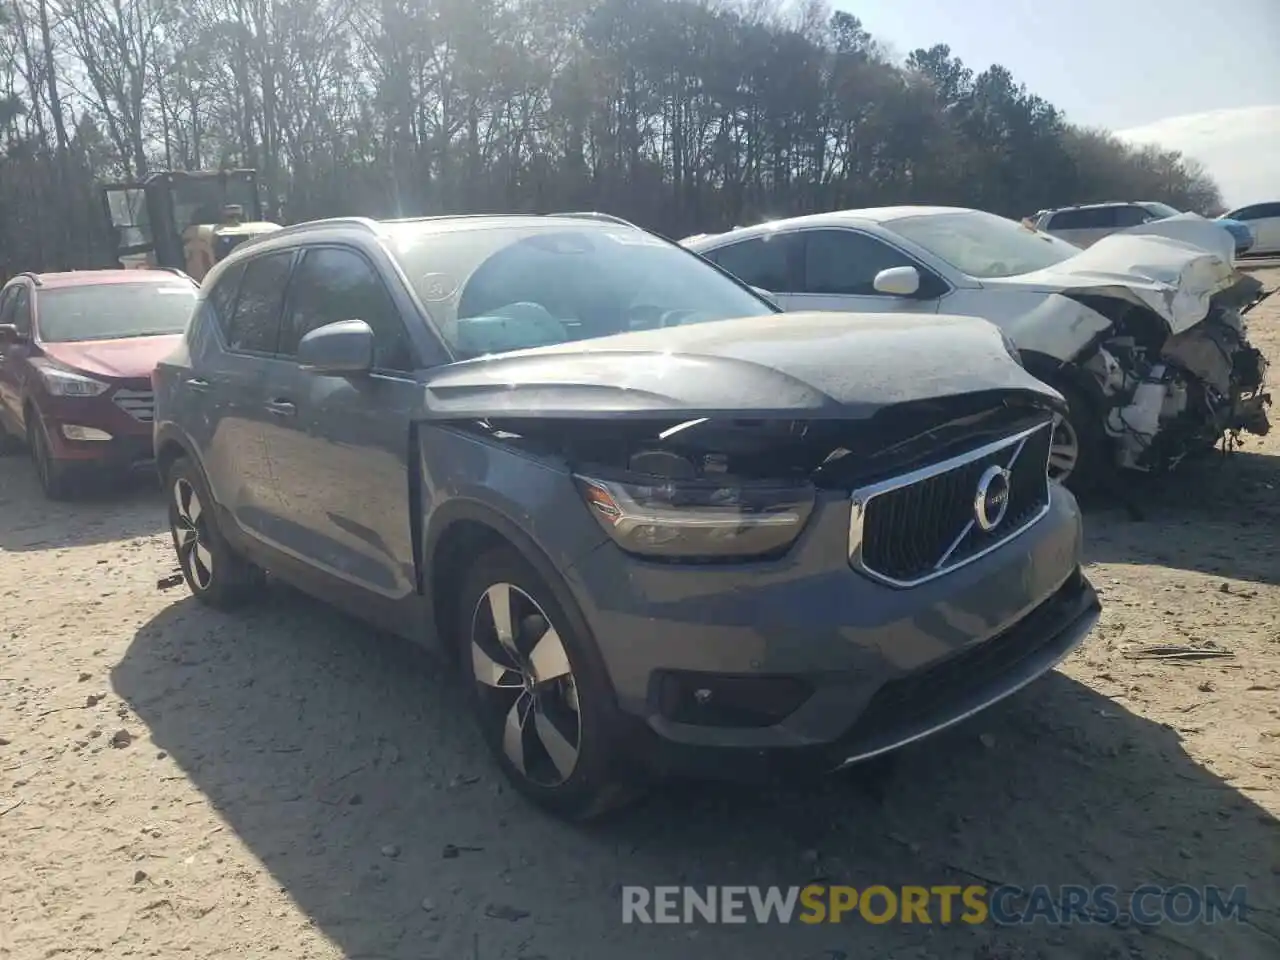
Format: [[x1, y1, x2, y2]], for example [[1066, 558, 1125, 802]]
[[750, 286, 781, 309], [297, 319, 374, 375], [872, 265, 922, 297], [0, 323, 25, 343]]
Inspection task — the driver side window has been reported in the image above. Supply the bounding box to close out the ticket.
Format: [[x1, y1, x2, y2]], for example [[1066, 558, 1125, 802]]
[[800, 230, 940, 297], [11, 287, 31, 336]]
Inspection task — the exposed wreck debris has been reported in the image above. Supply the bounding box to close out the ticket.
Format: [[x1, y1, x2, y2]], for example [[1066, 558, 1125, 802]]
[[457, 390, 1061, 492]]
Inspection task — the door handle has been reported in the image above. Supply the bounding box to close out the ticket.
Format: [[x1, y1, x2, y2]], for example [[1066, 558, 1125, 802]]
[[265, 399, 296, 417], [185, 377, 210, 390]]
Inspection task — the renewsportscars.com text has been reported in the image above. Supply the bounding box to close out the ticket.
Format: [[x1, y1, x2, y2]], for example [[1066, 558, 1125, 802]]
[[621, 884, 1250, 926]]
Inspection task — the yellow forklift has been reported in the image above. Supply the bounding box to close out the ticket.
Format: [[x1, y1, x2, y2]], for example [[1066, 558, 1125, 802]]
[[101, 168, 282, 281]]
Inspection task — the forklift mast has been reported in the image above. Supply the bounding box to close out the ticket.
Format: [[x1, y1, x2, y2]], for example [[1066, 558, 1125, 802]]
[[101, 169, 269, 273]]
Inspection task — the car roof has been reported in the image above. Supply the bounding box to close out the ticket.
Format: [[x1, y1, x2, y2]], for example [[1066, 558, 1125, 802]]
[[683, 206, 987, 245], [21, 269, 193, 290], [1041, 201, 1155, 214]]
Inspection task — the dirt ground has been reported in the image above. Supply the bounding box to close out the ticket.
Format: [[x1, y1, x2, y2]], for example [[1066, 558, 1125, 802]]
[[2, 273, 1279, 960]]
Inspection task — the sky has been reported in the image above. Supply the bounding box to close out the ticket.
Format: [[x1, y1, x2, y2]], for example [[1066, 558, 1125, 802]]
[[836, 0, 1280, 206]]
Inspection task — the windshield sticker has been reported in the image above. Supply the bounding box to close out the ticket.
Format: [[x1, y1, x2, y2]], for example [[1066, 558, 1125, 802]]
[[417, 272, 458, 302], [603, 231, 666, 247]]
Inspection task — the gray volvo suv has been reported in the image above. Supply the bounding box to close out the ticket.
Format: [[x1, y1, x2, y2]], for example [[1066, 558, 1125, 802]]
[[153, 212, 1100, 820]]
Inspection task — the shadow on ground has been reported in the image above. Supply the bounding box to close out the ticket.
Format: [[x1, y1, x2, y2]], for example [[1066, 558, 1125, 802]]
[[1081, 449, 1280, 586], [113, 579, 1280, 960], [0, 451, 165, 552]]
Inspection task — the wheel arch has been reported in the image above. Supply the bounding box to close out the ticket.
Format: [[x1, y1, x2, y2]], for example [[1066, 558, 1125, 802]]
[[424, 499, 599, 673]]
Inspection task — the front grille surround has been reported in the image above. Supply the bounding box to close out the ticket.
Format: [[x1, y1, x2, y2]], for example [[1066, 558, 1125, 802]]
[[848, 420, 1054, 588], [112, 388, 155, 423]]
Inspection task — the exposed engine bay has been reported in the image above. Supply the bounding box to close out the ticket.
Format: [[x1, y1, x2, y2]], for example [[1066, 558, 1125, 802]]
[[473, 391, 1057, 488], [1070, 280, 1270, 474]]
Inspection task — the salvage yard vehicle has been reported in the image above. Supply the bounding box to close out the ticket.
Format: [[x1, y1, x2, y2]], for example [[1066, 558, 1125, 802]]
[[684, 208, 1270, 492], [102, 168, 283, 281], [1220, 202, 1280, 257], [0, 269, 198, 498], [1033, 201, 1254, 258], [152, 212, 1100, 820]]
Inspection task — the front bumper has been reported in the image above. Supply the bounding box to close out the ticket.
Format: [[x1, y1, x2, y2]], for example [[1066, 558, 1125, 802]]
[[565, 483, 1097, 782], [625, 569, 1098, 782], [35, 385, 155, 471]]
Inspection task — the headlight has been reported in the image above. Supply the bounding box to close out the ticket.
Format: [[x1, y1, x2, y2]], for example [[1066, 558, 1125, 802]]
[[35, 363, 109, 397], [574, 473, 815, 560]]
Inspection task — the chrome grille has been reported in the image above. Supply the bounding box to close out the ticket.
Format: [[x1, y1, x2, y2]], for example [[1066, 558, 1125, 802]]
[[849, 421, 1053, 587], [113, 388, 155, 423]]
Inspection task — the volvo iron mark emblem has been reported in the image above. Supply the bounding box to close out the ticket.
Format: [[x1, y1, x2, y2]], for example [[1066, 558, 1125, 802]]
[[973, 465, 1012, 532]]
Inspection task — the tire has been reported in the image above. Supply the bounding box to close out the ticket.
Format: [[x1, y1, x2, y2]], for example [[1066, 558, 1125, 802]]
[[165, 456, 264, 609], [28, 413, 74, 500], [457, 545, 638, 821], [0, 416, 24, 455], [1045, 378, 1109, 495]]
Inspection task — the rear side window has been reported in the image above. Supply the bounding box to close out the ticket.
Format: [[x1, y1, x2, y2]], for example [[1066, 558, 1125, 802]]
[[704, 235, 797, 292], [1254, 202, 1280, 219], [278, 247, 413, 371], [1048, 208, 1114, 230], [1111, 206, 1148, 227], [225, 252, 294, 354]]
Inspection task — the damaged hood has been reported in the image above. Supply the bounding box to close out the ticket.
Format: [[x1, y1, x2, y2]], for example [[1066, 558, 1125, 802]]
[[424, 312, 1061, 420], [985, 226, 1241, 334]]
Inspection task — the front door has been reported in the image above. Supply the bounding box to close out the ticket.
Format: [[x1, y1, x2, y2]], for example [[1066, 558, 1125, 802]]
[[782, 229, 946, 316], [259, 245, 421, 602], [0, 286, 30, 435]]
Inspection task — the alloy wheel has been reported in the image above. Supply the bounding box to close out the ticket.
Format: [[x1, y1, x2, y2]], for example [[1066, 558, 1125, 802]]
[[469, 582, 582, 787], [172, 478, 214, 591], [1048, 413, 1079, 484]]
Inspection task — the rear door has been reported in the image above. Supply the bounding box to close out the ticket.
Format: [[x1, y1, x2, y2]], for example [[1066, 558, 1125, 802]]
[[199, 250, 298, 543], [699, 232, 802, 302], [785, 228, 947, 315], [258, 244, 421, 601]]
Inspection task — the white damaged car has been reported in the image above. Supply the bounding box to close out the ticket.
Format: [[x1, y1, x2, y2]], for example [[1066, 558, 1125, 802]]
[[682, 207, 1270, 491]]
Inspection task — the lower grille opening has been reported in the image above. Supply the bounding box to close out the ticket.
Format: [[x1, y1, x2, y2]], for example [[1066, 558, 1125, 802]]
[[844, 570, 1088, 745], [652, 671, 813, 728]]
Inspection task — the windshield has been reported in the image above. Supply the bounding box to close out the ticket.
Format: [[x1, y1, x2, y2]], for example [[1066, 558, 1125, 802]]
[[171, 176, 258, 229], [36, 283, 197, 343], [888, 210, 1081, 279], [386, 222, 776, 359], [1140, 202, 1182, 220]]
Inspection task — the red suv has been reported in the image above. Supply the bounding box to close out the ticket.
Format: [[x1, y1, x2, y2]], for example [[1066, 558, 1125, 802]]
[[0, 269, 198, 498]]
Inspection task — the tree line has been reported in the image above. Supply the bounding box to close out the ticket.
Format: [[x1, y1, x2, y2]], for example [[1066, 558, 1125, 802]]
[[0, 0, 1222, 275]]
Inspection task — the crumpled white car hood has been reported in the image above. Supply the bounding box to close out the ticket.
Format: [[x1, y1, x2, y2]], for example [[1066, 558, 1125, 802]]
[[987, 218, 1239, 334]]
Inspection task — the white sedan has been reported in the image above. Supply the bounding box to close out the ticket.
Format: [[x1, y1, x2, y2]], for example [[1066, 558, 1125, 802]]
[[683, 207, 1269, 491], [1220, 202, 1280, 256]]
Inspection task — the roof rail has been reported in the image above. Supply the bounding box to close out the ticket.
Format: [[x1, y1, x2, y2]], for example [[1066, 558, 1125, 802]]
[[232, 216, 384, 253], [550, 211, 638, 228], [18, 271, 42, 286]]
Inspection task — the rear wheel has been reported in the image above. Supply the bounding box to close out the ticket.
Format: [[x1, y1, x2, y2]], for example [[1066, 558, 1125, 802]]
[[457, 545, 638, 820], [166, 456, 264, 609]]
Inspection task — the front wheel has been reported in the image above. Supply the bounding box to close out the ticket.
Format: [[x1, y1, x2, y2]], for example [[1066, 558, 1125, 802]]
[[1045, 379, 1109, 494], [457, 545, 638, 821], [166, 457, 264, 609], [28, 413, 73, 500]]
